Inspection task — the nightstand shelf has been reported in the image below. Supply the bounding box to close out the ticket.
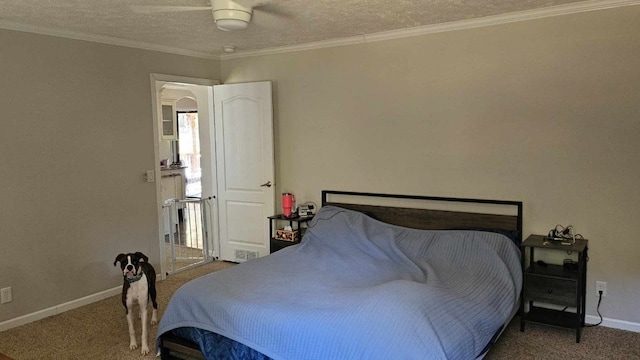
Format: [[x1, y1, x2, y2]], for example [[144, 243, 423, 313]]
[[268, 214, 314, 253], [526, 262, 579, 279], [524, 306, 579, 329], [520, 234, 588, 343]]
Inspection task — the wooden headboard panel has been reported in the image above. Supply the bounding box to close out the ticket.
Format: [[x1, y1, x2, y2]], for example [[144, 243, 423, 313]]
[[321, 190, 523, 244]]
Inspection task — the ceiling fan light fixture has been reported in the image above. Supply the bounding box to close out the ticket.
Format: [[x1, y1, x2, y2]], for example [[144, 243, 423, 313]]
[[213, 8, 252, 31], [215, 18, 249, 31]]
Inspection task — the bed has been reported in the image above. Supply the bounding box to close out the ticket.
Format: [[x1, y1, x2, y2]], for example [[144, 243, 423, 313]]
[[157, 190, 523, 360]]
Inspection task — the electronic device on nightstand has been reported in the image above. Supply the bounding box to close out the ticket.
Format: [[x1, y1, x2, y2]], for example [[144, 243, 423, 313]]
[[298, 203, 316, 217], [544, 224, 583, 245]]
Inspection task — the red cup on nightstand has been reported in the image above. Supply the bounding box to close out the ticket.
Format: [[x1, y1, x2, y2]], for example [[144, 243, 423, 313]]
[[282, 193, 295, 217]]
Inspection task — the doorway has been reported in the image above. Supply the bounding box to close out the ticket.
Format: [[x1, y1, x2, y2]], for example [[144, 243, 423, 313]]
[[151, 75, 276, 277], [151, 74, 219, 279], [177, 110, 201, 198], [162, 97, 206, 274]]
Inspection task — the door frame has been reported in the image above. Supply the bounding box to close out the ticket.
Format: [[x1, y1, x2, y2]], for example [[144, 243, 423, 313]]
[[150, 73, 219, 280]]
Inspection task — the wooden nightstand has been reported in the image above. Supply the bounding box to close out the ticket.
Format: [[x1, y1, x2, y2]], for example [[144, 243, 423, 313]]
[[520, 234, 588, 342]]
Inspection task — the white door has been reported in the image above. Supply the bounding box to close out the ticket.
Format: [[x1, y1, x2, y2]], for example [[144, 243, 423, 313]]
[[214, 81, 275, 262]]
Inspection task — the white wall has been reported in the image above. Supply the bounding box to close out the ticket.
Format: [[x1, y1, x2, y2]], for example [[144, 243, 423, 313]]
[[221, 6, 640, 324], [0, 29, 219, 323]]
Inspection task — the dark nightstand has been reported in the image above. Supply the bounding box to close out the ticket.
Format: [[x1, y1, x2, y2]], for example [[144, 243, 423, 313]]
[[520, 234, 588, 342], [268, 214, 314, 253]]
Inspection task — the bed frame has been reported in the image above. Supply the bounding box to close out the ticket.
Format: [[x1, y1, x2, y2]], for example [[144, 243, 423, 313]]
[[322, 190, 522, 242], [159, 190, 523, 359]]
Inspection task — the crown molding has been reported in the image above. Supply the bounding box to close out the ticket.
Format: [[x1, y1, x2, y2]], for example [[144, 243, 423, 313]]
[[220, 0, 640, 60], [0, 0, 637, 61], [0, 20, 218, 60]]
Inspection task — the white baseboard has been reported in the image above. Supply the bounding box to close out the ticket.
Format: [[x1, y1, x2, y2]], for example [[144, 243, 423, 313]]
[[2, 288, 638, 334], [0, 286, 121, 332], [586, 315, 640, 332]]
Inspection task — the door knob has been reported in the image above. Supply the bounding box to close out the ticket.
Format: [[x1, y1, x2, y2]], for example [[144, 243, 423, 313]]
[[260, 181, 272, 188]]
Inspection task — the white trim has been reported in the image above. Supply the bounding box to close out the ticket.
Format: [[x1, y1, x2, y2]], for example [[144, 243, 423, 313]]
[[586, 315, 640, 332], [220, 34, 369, 60], [0, 20, 216, 60], [0, 286, 121, 332], [150, 73, 219, 87], [362, 0, 640, 43], [220, 0, 640, 59], [0, 0, 637, 60], [0, 289, 637, 334]]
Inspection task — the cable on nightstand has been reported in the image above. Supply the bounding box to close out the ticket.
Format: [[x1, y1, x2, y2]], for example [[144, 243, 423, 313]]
[[584, 291, 603, 327], [549, 224, 585, 245]]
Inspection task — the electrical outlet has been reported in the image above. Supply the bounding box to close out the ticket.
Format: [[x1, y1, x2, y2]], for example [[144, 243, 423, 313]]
[[1, 287, 12, 304], [596, 281, 607, 297]]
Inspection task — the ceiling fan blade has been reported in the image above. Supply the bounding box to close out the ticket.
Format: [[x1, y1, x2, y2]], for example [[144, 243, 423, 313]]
[[253, 4, 293, 19], [234, 0, 271, 8], [130, 5, 213, 14]]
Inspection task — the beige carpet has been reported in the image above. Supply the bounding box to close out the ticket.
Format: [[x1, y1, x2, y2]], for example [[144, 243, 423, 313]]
[[0, 261, 234, 360], [485, 319, 640, 360], [0, 261, 638, 359]]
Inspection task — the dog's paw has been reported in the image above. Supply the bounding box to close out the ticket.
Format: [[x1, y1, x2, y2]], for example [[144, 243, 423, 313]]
[[150, 319, 157, 326], [129, 343, 138, 351], [141, 345, 150, 355]]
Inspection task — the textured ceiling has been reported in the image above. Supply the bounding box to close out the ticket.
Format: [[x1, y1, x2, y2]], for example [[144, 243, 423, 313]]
[[0, 0, 632, 58]]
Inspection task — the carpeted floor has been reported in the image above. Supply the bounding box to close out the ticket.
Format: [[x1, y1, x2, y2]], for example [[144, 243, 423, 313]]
[[485, 319, 640, 360], [0, 261, 235, 360], [0, 260, 638, 359]]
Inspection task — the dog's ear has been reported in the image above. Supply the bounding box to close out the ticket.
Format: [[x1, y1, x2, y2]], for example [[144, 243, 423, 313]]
[[135, 252, 149, 263], [114, 253, 126, 266]]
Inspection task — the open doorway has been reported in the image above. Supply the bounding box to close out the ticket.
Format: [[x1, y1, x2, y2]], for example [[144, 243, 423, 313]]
[[151, 74, 219, 278], [177, 110, 201, 198], [161, 95, 207, 273], [152, 75, 275, 275]]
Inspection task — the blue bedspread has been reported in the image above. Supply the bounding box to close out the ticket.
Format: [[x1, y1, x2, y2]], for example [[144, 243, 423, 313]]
[[157, 206, 522, 360]]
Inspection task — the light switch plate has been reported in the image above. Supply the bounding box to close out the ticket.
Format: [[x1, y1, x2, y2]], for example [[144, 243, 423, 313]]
[[144, 170, 155, 182]]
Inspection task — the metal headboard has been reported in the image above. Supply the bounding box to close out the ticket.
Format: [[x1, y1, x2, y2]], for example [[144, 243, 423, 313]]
[[321, 190, 523, 244]]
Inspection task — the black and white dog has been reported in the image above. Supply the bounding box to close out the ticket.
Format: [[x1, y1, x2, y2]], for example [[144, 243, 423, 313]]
[[114, 252, 158, 355]]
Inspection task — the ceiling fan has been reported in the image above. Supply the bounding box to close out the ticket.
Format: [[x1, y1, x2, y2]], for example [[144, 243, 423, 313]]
[[130, 0, 284, 31]]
